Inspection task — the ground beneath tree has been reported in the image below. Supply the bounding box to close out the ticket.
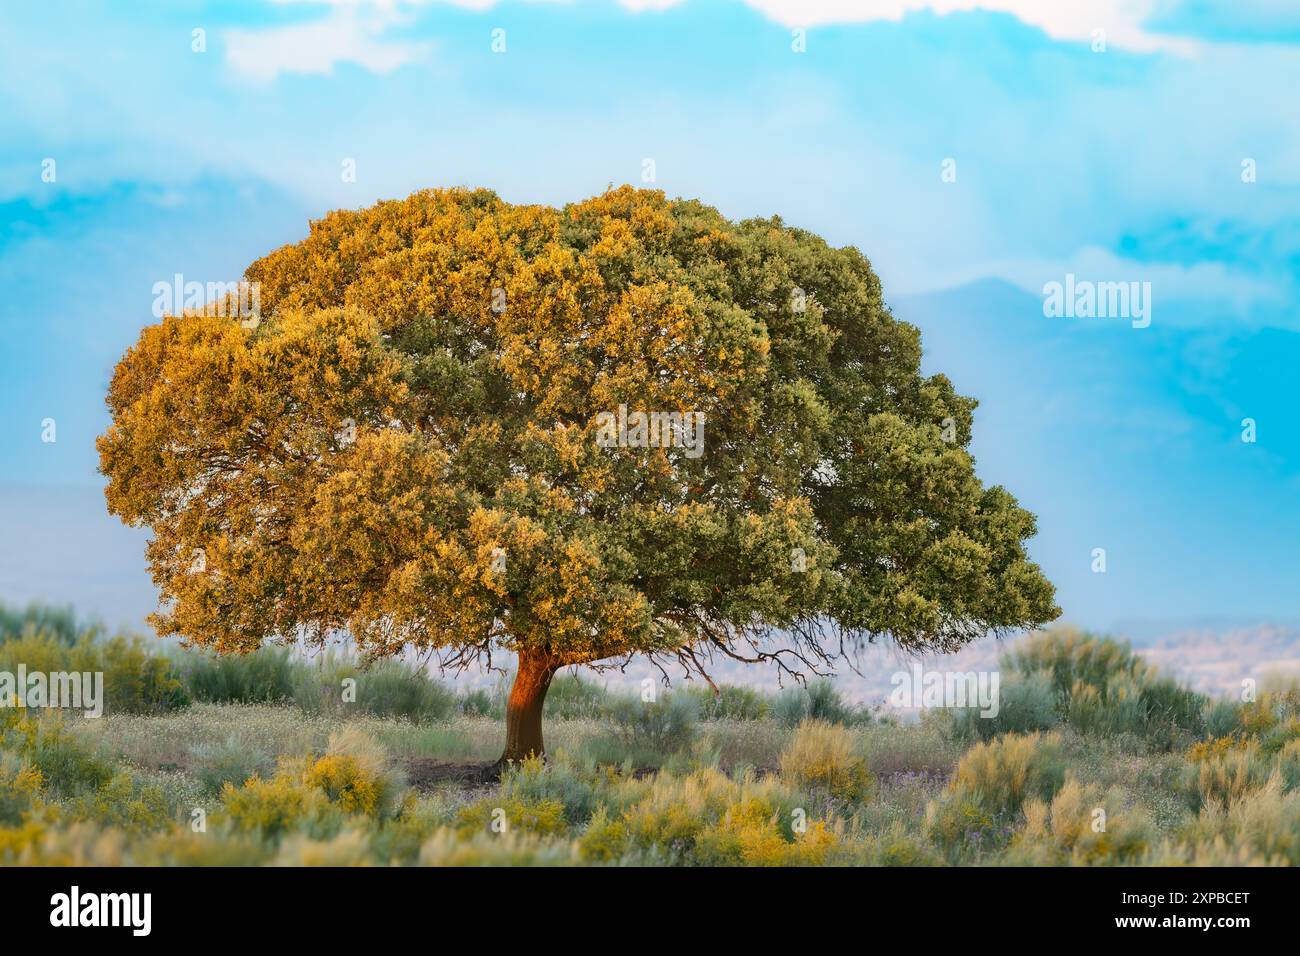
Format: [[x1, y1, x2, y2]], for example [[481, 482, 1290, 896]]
[[404, 758, 500, 790], [401, 757, 796, 792]]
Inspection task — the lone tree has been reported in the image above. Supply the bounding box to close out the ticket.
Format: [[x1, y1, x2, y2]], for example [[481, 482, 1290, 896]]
[[99, 187, 1058, 766]]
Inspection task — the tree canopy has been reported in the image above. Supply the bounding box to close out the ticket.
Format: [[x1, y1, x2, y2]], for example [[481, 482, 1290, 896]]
[[99, 186, 1058, 762]]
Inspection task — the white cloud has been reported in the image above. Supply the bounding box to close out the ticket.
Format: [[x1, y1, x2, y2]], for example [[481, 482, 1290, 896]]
[[224, 0, 1196, 82], [625, 0, 1197, 53], [224, 2, 435, 82]]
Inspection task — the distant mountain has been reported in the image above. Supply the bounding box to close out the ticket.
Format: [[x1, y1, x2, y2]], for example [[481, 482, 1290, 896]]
[[574, 623, 1300, 706]]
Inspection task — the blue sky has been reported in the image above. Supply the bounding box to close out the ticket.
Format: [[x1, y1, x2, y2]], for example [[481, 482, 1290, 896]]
[[0, 0, 1297, 634]]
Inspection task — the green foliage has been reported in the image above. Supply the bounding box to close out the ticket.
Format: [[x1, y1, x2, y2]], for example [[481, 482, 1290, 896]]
[[291, 655, 457, 722], [991, 629, 1205, 747], [458, 688, 498, 718], [222, 773, 333, 840], [457, 765, 570, 838], [4, 718, 114, 797], [927, 732, 1066, 858], [178, 645, 299, 703], [301, 728, 407, 819], [190, 736, 275, 796], [1204, 698, 1242, 739], [952, 669, 1059, 742], [221, 730, 405, 839], [98, 189, 1058, 782], [1005, 777, 1153, 866], [598, 692, 699, 760], [0, 752, 42, 826], [544, 673, 610, 720], [0, 630, 189, 715], [499, 756, 599, 825], [948, 732, 1066, 816], [65, 773, 171, 835], [1170, 780, 1300, 865], [853, 823, 944, 866], [599, 766, 841, 865], [771, 679, 857, 728], [0, 602, 79, 646], [1179, 733, 1300, 811], [685, 683, 768, 721]]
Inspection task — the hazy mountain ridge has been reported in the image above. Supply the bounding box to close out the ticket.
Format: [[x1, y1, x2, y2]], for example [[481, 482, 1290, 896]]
[[564, 624, 1300, 706]]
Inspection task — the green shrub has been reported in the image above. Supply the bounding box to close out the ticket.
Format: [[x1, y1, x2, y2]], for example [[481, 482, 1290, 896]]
[[599, 692, 698, 761], [367, 800, 448, 865], [65, 772, 171, 835], [0, 602, 79, 646], [1183, 739, 1276, 810], [948, 731, 1066, 816], [952, 669, 1059, 742], [455, 796, 569, 837], [190, 737, 275, 796], [458, 688, 497, 717], [179, 646, 299, 704], [686, 683, 767, 721], [544, 673, 610, 720], [693, 796, 844, 866], [300, 728, 407, 819], [79, 636, 190, 713], [1204, 698, 1242, 738], [0, 633, 69, 677], [1171, 780, 1300, 865], [499, 755, 599, 825], [9, 719, 115, 797], [0, 632, 188, 715], [291, 655, 456, 722], [927, 732, 1066, 859], [999, 629, 1204, 746], [222, 774, 332, 840], [611, 767, 822, 865], [0, 752, 42, 826], [858, 825, 944, 866], [771, 679, 856, 728], [221, 729, 405, 839], [1007, 776, 1152, 865]]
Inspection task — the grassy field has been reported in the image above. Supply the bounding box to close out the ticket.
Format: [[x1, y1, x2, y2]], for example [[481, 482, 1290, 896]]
[[2, 606, 1300, 866]]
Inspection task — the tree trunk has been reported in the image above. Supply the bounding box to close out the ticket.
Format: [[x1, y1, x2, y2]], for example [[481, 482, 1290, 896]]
[[496, 648, 559, 769]]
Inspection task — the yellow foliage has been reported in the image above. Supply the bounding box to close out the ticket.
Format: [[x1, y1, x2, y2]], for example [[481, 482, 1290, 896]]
[[456, 797, 568, 837], [947, 731, 1064, 815], [303, 755, 382, 815], [221, 774, 325, 837], [695, 797, 842, 866], [1187, 734, 1244, 763], [779, 719, 871, 800]]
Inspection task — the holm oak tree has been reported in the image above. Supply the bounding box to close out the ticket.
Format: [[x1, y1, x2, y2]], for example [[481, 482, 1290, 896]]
[[98, 186, 1058, 767]]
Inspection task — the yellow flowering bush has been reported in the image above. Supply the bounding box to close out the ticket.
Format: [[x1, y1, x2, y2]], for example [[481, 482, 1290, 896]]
[[779, 719, 871, 800]]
